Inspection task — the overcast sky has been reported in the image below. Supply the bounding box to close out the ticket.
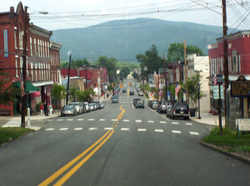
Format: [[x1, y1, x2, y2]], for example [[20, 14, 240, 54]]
[[1, 0, 250, 31]]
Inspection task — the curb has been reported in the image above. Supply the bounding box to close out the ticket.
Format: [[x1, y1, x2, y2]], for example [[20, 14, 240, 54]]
[[200, 141, 250, 165]]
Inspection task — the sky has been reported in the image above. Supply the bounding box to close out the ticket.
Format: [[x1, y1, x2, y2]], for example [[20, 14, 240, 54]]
[[1, 0, 250, 31]]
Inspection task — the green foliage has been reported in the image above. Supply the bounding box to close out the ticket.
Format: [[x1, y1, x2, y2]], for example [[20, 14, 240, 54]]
[[168, 83, 183, 98], [76, 88, 96, 102], [51, 84, 66, 107], [209, 127, 236, 135], [60, 58, 90, 69], [0, 127, 32, 145], [132, 72, 138, 79], [69, 87, 79, 101], [120, 66, 130, 79], [167, 43, 204, 63], [136, 44, 163, 74], [95, 56, 117, 83]]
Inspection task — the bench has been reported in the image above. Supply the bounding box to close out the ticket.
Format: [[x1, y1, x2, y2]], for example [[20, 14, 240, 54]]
[[0, 109, 11, 116]]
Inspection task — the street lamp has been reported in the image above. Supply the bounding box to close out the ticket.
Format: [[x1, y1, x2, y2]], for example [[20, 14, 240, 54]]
[[197, 83, 201, 119]]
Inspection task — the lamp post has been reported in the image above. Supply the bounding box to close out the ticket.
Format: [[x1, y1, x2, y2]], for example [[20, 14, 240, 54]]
[[66, 51, 72, 105], [197, 83, 201, 119]]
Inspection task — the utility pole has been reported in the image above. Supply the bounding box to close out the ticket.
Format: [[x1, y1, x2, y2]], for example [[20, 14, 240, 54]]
[[66, 53, 72, 105], [163, 53, 167, 101], [222, 0, 229, 121], [21, 6, 28, 128], [184, 40, 188, 104], [85, 66, 87, 89]]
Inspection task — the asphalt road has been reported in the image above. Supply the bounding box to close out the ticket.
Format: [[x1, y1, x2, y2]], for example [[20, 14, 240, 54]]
[[0, 78, 250, 186]]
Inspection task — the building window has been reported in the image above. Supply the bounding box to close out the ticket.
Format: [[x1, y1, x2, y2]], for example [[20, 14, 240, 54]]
[[238, 54, 241, 72], [45, 42, 47, 57], [15, 58, 18, 77], [35, 64, 37, 81], [220, 57, 223, 72], [38, 40, 40, 56], [14, 30, 17, 49], [19, 30, 23, 49], [31, 62, 33, 81], [20, 57, 23, 76], [30, 37, 32, 56], [34, 38, 37, 56], [48, 42, 50, 57], [232, 50, 237, 72]]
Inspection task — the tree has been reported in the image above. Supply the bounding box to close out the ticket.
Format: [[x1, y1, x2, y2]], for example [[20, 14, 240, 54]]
[[167, 43, 205, 63], [120, 67, 130, 79], [71, 59, 90, 67], [0, 72, 20, 106], [168, 82, 184, 101], [77, 89, 96, 102], [51, 84, 66, 110], [69, 87, 79, 102]]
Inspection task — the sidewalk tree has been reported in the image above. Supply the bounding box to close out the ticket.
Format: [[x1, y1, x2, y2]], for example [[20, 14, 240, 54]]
[[69, 87, 79, 101], [168, 82, 184, 101], [51, 84, 66, 110], [76, 89, 96, 102], [167, 43, 204, 63]]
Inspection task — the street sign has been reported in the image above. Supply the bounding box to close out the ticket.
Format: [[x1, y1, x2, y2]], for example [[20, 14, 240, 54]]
[[120, 84, 123, 88], [213, 86, 224, 99], [231, 75, 250, 97]]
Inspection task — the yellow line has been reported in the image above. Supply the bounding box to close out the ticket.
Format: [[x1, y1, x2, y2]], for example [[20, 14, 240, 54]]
[[53, 130, 115, 186], [38, 131, 111, 186]]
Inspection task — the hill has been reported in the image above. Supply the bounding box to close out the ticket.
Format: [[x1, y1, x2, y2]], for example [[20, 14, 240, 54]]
[[50, 18, 224, 63]]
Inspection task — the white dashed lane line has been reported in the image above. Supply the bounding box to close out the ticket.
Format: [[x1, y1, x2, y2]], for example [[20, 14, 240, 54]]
[[45, 128, 55, 131], [88, 127, 97, 130], [135, 120, 142, 123], [77, 119, 84, 121], [88, 119, 95, 121], [123, 119, 130, 122], [121, 128, 130, 131], [104, 127, 114, 130], [57, 119, 63, 121], [185, 123, 193, 125], [137, 128, 147, 132], [189, 131, 200, 135], [74, 128, 83, 130], [172, 130, 181, 134], [148, 120, 154, 123], [155, 129, 164, 132], [59, 128, 69, 131], [111, 119, 118, 121], [160, 121, 167, 124], [172, 122, 179, 125], [100, 119, 106, 121], [67, 119, 73, 121]]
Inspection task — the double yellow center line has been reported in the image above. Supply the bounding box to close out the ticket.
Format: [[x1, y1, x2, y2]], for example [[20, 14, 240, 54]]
[[39, 106, 125, 186]]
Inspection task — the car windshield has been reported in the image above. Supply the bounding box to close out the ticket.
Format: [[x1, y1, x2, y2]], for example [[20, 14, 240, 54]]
[[89, 103, 95, 106], [64, 105, 75, 109], [69, 102, 79, 105], [175, 104, 189, 109]]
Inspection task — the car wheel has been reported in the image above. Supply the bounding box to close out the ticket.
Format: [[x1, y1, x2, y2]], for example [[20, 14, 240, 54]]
[[142, 107, 144, 109]]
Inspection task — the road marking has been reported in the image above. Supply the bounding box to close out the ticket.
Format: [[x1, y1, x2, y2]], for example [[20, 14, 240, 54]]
[[77, 119, 84, 121], [148, 120, 154, 123], [88, 127, 97, 130], [45, 128, 55, 131], [121, 128, 130, 131], [155, 129, 164, 132], [74, 128, 83, 130], [162, 115, 169, 121], [48, 119, 53, 121], [137, 128, 147, 131], [189, 131, 200, 135], [57, 119, 63, 121], [172, 122, 179, 125], [100, 119, 106, 121], [172, 130, 181, 134], [123, 119, 129, 122], [67, 119, 73, 121], [185, 123, 193, 125], [135, 120, 142, 123], [59, 128, 69, 131], [88, 119, 95, 121], [104, 127, 113, 130], [160, 121, 167, 124], [111, 119, 118, 121]]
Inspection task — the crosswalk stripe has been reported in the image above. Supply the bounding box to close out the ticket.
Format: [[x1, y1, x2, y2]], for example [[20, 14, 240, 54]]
[[111, 119, 118, 121], [189, 131, 200, 135], [123, 119, 129, 122], [100, 119, 106, 121], [89, 119, 95, 121], [172, 130, 181, 134], [155, 129, 164, 132], [74, 128, 83, 130], [59, 128, 69, 131], [121, 128, 130, 131], [148, 121, 154, 123], [137, 128, 146, 131], [88, 127, 97, 130], [104, 127, 113, 130], [185, 123, 193, 125], [77, 119, 84, 121], [135, 120, 142, 123], [45, 128, 55, 131], [48, 119, 53, 121], [67, 119, 73, 121], [160, 121, 167, 124], [172, 122, 179, 125], [57, 119, 63, 121]]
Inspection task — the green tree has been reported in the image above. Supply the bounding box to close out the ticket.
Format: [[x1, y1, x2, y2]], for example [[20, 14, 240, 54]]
[[60, 61, 69, 69], [95, 56, 117, 83], [167, 43, 205, 63], [76, 88, 96, 102], [120, 67, 130, 79], [168, 82, 184, 101], [71, 59, 90, 67], [132, 72, 138, 79], [51, 84, 66, 109], [69, 87, 79, 102]]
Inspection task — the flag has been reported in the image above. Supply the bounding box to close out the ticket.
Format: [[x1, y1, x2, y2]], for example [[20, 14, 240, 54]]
[[175, 82, 181, 96], [213, 73, 217, 85], [20, 75, 25, 97], [90, 94, 92, 99]]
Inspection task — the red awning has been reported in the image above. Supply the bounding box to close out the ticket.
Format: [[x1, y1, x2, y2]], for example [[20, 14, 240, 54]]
[[31, 91, 40, 97]]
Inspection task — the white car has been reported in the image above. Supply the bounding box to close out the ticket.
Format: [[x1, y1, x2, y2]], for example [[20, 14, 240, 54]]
[[69, 102, 82, 114], [84, 102, 90, 112]]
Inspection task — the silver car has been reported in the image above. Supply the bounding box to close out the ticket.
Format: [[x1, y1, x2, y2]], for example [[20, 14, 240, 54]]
[[61, 105, 77, 116], [84, 102, 90, 112], [69, 102, 83, 114], [89, 103, 96, 111]]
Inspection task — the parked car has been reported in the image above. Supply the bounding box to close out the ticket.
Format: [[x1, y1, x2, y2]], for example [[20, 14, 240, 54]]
[[69, 102, 82, 114], [152, 102, 159, 109], [112, 96, 119, 103], [133, 98, 141, 106], [157, 101, 167, 113], [166, 105, 172, 117], [150, 100, 158, 108], [92, 101, 100, 109], [89, 103, 96, 111], [61, 105, 77, 116], [169, 103, 190, 120], [129, 91, 134, 95], [80, 102, 86, 113], [138, 91, 143, 96], [135, 100, 144, 108], [99, 102, 104, 108], [122, 89, 127, 93], [148, 100, 154, 107], [84, 102, 90, 112]]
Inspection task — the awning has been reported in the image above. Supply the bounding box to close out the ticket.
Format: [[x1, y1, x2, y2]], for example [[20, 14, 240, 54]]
[[13, 81, 39, 94]]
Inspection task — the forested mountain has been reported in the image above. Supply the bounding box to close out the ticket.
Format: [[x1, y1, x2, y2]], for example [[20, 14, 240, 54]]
[[50, 18, 224, 63]]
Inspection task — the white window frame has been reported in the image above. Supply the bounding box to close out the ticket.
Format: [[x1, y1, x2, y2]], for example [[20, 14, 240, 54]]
[[238, 55, 241, 72], [15, 57, 18, 77], [19, 30, 23, 49], [30, 37, 32, 56], [31, 62, 33, 81]]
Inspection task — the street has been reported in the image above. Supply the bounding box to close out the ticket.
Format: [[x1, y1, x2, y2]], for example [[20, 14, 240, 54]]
[[0, 79, 250, 186]]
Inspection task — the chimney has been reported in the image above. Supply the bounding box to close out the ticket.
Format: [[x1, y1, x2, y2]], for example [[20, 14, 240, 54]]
[[10, 7, 14, 13]]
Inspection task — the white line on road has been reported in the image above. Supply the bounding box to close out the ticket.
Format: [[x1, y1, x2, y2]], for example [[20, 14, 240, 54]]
[[155, 129, 164, 132], [88, 127, 97, 130], [172, 122, 179, 125], [100, 119, 106, 121], [135, 120, 142, 123], [148, 120, 154, 123], [185, 123, 193, 125], [74, 128, 83, 130], [121, 128, 130, 131], [48, 119, 53, 121], [172, 130, 181, 134], [123, 119, 130, 122], [57, 119, 63, 121], [162, 115, 169, 121], [189, 131, 200, 135], [45, 128, 55, 131], [88, 119, 95, 121], [77, 119, 84, 121], [160, 121, 167, 124], [137, 128, 147, 132], [67, 119, 73, 121], [59, 128, 69, 131], [104, 127, 113, 130], [111, 119, 118, 121]]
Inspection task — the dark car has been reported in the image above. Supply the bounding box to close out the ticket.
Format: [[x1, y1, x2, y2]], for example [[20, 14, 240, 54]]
[[122, 89, 127, 93], [150, 100, 157, 108], [129, 91, 134, 95], [148, 100, 154, 107], [61, 105, 77, 116], [135, 100, 144, 108], [112, 96, 119, 103], [133, 98, 141, 106], [169, 103, 190, 120]]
